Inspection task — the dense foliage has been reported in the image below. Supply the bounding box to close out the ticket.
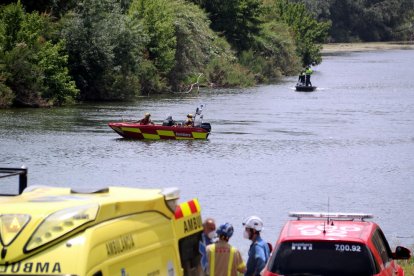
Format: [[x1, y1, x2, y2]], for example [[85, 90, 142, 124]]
[[61, 0, 145, 100], [166, 1, 253, 89], [0, 0, 412, 107], [264, 0, 330, 66], [0, 3, 78, 107], [190, 0, 303, 79], [193, 0, 263, 53], [293, 0, 414, 42]]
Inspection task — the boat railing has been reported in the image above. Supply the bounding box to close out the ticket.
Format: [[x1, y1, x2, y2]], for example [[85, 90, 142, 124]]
[[0, 166, 28, 195]]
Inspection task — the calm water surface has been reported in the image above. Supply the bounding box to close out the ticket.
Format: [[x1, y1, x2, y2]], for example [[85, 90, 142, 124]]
[[1, 49, 413, 256]]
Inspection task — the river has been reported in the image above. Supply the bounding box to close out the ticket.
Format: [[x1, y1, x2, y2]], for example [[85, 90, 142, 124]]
[[1, 49, 413, 257]]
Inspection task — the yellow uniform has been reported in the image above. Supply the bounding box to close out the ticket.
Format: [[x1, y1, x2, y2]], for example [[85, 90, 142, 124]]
[[207, 240, 246, 276]]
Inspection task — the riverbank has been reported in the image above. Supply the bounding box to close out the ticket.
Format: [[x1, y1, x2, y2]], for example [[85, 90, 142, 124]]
[[322, 41, 414, 54]]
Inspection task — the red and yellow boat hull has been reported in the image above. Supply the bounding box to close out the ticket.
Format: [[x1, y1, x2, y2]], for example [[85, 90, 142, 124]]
[[108, 122, 210, 140]]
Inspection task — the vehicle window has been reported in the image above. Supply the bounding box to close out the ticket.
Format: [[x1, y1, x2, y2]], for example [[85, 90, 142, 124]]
[[371, 228, 392, 265], [268, 241, 378, 276]]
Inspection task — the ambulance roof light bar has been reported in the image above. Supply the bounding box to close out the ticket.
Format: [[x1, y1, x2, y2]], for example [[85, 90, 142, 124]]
[[289, 212, 374, 221], [161, 187, 180, 212]]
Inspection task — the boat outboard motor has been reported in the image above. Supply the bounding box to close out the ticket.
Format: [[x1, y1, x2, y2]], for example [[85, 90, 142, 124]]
[[200, 122, 211, 132]]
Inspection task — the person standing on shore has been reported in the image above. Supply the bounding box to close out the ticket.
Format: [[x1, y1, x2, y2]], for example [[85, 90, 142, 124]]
[[243, 216, 270, 276], [202, 218, 217, 246], [200, 218, 217, 275], [207, 223, 246, 276]]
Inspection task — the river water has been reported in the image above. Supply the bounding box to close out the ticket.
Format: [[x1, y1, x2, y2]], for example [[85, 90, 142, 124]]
[[1, 49, 413, 257]]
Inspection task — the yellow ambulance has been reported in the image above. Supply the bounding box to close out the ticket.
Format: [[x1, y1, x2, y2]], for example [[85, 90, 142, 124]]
[[0, 168, 204, 276]]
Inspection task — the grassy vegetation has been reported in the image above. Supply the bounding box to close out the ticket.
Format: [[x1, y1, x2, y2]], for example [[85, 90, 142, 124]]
[[398, 246, 414, 275], [399, 259, 414, 274]]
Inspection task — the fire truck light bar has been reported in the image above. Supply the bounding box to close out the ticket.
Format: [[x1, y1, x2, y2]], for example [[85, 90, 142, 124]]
[[289, 212, 374, 221]]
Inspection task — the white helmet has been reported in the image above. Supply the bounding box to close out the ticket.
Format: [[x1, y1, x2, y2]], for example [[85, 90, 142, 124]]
[[242, 215, 263, 231]]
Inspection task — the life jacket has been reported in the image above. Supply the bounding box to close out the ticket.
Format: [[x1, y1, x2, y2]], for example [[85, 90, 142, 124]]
[[185, 118, 193, 126]]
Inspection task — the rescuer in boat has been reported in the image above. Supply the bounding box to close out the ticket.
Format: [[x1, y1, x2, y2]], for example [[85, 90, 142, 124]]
[[206, 223, 246, 276], [184, 113, 194, 127], [305, 66, 313, 86], [163, 115, 176, 126], [243, 216, 271, 276], [297, 70, 306, 85], [139, 112, 154, 125]]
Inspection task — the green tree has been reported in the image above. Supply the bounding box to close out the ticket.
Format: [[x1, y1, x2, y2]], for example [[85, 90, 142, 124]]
[[2, 43, 44, 107], [1, 2, 24, 52], [205, 57, 255, 87], [352, 0, 414, 41], [289, 0, 333, 22], [37, 40, 78, 105], [1, 0, 82, 22], [269, 0, 330, 66], [191, 0, 300, 81], [129, 0, 252, 92], [195, 0, 264, 53], [169, 0, 247, 89], [0, 3, 78, 107], [0, 80, 14, 108], [294, 0, 414, 42], [61, 0, 145, 100], [240, 20, 300, 82], [128, 0, 176, 93], [130, 0, 176, 74]]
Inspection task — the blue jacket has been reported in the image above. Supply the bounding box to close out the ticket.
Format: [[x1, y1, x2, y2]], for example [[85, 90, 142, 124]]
[[199, 233, 215, 272], [245, 236, 270, 276]]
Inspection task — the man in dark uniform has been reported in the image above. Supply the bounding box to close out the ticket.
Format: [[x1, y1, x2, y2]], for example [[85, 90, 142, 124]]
[[298, 70, 306, 85], [163, 115, 175, 126]]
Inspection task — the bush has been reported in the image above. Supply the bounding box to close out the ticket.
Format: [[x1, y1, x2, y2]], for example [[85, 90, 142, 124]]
[[397, 245, 414, 275], [267, 0, 330, 66], [205, 58, 255, 88], [0, 3, 78, 107], [239, 21, 301, 82], [0, 81, 14, 108], [62, 0, 145, 100], [3, 43, 46, 107]]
